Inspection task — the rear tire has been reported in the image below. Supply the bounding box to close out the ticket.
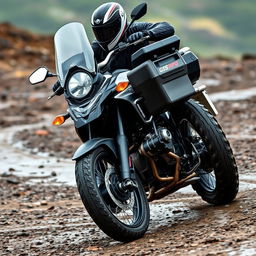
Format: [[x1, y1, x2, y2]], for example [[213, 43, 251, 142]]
[[75, 147, 150, 242], [175, 100, 239, 205]]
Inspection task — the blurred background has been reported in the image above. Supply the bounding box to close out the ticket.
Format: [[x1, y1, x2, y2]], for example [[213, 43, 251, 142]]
[[1, 0, 256, 57]]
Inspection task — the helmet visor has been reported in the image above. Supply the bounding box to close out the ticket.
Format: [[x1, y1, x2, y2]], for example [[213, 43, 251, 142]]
[[92, 16, 121, 43]]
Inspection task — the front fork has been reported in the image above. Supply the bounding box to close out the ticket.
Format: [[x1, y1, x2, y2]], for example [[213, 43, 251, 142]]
[[116, 107, 137, 191]]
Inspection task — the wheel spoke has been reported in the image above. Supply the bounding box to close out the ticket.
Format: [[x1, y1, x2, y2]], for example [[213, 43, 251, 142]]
[[94, 157, 141, 226]]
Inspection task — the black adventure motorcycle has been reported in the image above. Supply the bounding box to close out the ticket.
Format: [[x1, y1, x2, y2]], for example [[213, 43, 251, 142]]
[[29, 3, 239, 242]]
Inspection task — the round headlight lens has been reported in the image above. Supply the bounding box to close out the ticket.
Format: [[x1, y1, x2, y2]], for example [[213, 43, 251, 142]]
[[68, 72, 93, 99]]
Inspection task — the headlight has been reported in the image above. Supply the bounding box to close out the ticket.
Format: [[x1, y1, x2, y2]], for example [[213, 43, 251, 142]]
[[67, 72, 93, 99]]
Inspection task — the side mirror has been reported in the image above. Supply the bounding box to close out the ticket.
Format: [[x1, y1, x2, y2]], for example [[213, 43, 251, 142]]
[[29, 67, 49, 85], [131, 3, 147, 21]]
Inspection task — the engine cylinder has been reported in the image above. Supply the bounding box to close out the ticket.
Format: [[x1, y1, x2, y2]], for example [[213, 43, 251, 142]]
[[140, 128, 174, 157]]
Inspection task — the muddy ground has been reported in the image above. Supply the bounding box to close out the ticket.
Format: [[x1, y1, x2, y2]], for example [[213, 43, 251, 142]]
[[0, 23, 256, 255]]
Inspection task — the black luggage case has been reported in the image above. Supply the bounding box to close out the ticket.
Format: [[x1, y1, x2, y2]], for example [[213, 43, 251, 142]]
[[131, 35, 180, 67], [128, 51, 197, 115]]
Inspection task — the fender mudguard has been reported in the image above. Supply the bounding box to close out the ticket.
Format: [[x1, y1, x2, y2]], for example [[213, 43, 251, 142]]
[[192, 90, 218, 116], [72, 138, 117, 160]]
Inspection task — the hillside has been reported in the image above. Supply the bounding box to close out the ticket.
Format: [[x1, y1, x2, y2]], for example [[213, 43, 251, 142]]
[[0, 0, 255, 57]]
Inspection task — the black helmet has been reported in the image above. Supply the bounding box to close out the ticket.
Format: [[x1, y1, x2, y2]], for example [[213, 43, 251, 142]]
[[91, 2, 127, 51]]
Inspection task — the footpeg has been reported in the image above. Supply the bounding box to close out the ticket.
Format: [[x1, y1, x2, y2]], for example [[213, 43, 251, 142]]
[[119, 179, 138, 192]]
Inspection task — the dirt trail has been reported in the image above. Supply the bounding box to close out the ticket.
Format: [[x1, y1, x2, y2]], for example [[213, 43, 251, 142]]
[[1, 94, 256, 255], [1, 176, 256, 255]]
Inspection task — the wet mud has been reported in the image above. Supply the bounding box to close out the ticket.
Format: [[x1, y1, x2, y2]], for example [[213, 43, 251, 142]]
[[1, 175, 255, 256]]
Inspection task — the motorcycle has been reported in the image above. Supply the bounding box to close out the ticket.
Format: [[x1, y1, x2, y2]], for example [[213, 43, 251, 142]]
[[28, 3, 239, 242]]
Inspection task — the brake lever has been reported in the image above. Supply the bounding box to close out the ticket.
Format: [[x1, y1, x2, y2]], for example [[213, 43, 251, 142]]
[[132, 35, 150, 46], [118, 35, 151, 52]]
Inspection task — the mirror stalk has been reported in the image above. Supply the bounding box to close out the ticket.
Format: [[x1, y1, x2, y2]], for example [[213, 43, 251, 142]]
[[122, 18, 136, 38], [122, 3, 147, 41], [48, 72, 57, 77]]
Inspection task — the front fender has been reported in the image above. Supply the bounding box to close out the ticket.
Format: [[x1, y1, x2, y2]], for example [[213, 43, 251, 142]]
[[72, 138, 117, 160]]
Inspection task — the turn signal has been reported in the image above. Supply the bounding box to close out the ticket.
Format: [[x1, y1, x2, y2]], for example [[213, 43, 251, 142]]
[[115, 81, 129, 92], [52, 115, 65, 126]]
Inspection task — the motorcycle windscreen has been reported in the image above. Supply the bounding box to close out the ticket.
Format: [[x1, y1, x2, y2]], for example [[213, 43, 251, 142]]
[[54, 22, 95, 86]]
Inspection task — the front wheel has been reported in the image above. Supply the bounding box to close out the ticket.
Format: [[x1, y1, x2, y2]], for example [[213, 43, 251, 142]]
[[174, 100, 239, 205], [75, 147, 150, 242]]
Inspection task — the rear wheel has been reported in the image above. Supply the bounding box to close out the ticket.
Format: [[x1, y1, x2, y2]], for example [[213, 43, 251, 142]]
[[174, 100, 239, 205], [75, 147, 150, 242]]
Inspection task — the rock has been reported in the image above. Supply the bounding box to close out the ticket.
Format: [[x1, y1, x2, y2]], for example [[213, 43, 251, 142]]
[[7, 178, 20, 184], [35, 129, 49, 136], [40, 200, 48, 206], [86, 246, 101, 251], [172, 209, 183, 214], [89, 228, 95, 234], [1, 172, 10, 177], [47, 206, 55, 210], [31, 148, 39, 154], [242, 54, 256, 60], [34, 240, 43, 245], [36, 215, 45, 219], [16, 231, 29, 237], [0, 91, 8, 100], [51, 171, 57, 177], [33, 202, 41, 207]]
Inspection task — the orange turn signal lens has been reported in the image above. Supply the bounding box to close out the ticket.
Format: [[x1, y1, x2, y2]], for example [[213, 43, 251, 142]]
[[115, 81, 129, 92], [52, 115, 65, 126]]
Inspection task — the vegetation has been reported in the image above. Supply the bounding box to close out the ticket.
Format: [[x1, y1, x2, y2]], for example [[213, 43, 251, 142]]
[[0, 0, 255, 57]]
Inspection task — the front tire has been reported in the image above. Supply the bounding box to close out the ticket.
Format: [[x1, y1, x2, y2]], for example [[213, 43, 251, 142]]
[[75, 147, 150, 242], [175, 100, 239, 205]]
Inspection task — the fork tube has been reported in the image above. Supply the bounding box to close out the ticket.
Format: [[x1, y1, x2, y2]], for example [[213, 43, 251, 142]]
[[116, 107, 131, 180]]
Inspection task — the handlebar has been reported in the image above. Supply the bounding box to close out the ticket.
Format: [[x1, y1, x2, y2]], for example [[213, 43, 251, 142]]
[[97, 35, 150, 69], [97, 50, 115, 69]]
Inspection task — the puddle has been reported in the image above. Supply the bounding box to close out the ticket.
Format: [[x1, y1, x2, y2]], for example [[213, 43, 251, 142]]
[[209, 87, 256, 102], [0, 101, 16, 110], [0, 117, 76, 186], [149, 201, 198, 231], [0, 150, 75, 185], [239, 174, 256, 182], [197, 79, 220, 87], [227, 134, 256, 140], [228, 246, 256, 256]]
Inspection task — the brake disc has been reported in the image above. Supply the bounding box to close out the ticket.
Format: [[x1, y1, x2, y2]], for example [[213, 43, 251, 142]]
[[105, 168, 135, 210]]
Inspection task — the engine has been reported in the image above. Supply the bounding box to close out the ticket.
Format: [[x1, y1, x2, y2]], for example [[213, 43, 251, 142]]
[[139, 127, 175, 157]]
